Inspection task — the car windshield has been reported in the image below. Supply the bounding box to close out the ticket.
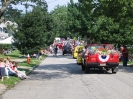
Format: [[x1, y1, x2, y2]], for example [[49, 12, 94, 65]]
[[88, 45, 111, 50]]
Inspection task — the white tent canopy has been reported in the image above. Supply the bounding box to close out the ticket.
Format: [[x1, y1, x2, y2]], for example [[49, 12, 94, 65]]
[[0, 36, 14, 44]]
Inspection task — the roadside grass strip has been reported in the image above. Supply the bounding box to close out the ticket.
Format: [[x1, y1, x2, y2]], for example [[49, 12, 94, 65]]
[[0, 50, 47, 88], [119, 61, 133, 67], [0, 77, 21, 89]]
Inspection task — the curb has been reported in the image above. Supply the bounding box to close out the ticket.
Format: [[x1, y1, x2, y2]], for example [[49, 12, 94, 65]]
[[26, 57, 46, 75], [0, 56, 47, 97], [119, 64, 133, 67], [0, 66, 39, 98], [27, 65, 39, 75]]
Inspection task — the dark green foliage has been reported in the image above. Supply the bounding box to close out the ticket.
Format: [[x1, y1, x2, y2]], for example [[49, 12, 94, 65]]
[[66, 0, 133, 46], [0, 44, 11, 50], [67, 1, 82, 38], [128, 47, 133, 54], [50, 5, 68, 37], [12, 6, 54, 54], [3, 0, 133, 53], [4, 6, 23, 22]]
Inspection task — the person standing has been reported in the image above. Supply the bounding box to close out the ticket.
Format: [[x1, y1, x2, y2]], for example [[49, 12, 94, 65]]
[[50, 45, 53, 54], [38, 52, 42, 60], [0, 58, 6, 81], [5, 56, 11, 78], [122, 45, 128, 66], [54, 45, 58, 56]]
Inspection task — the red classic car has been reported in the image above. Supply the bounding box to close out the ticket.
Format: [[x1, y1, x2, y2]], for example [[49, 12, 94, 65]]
[[81, 44, 119, 74]]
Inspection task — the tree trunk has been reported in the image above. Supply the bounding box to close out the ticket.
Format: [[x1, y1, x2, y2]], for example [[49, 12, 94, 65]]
[[0, 0, 13, 22]]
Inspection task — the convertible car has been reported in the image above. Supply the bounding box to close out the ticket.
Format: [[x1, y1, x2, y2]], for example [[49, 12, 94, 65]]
[[81, 44, 119, 74]]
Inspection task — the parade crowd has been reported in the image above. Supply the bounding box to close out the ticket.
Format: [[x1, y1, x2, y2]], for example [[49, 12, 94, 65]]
[[0, 56, 30, 82], [49, 38, 129, 67], [0, 47, 52, 82], [0, 37, 130, 81]]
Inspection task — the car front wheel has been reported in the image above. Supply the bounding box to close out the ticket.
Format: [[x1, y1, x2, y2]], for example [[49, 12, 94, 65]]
[[85, 66, 90, 74], [112, 67, 118, 74]]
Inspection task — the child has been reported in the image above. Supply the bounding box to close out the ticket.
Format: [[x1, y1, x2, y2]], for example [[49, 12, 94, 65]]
[[5, 56, 11, 78], [12, 61, 30, 79], [0, 58, 6, 81]]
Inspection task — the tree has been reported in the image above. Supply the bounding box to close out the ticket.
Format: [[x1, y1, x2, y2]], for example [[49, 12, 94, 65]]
[[67, 0, 82, 38], [94, 0, 133, 45], [67, 0, 98, 42], [73, 0, 133, 45], [50, 5, 68, 37], [4, 5, 23, 22], [0, 0, 48, 22], [12, 5, 54, 54], [0, 0, 13, 22]]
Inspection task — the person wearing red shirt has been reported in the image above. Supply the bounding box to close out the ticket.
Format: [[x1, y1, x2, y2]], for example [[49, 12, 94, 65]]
[[122, 45, 128, 66]]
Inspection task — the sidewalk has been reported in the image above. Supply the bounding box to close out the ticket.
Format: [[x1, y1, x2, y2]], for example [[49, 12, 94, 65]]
[[0, 59, 24, 96], [0, 84, 7, 96], [11, 59, 27, 63], [0, 59, 35, 96], [0, 59, 29, 96]]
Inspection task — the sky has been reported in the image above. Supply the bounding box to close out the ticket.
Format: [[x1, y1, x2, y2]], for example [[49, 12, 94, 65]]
[[45, 0, 78, 12], [14, 0, 78, 13]]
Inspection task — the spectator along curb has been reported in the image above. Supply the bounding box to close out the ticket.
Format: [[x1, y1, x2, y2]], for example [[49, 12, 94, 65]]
[[0, 63, 39, 97]]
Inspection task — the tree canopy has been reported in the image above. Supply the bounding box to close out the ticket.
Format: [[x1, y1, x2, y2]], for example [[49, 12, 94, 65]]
[[1, 0, 133, 54], [66, 0, 133, 45], [11, 1, 54, 54]]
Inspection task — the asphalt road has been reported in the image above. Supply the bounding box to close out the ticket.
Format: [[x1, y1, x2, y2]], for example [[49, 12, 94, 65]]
[[1, 52, 133, 99]]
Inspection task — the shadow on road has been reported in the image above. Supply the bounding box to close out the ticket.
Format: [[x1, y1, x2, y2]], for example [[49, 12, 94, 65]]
[[47, 54, 74, 59], [117, 65, 133, 73], [85, 65, 133, 74], [28, 54, 133, 80], [28, 64, 133, 81], [29, 63, 83, 80]]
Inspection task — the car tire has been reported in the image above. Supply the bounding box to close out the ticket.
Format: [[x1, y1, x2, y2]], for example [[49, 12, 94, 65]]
[[85, 66, 90, 74], [106, 68, 110, 71], [112, 67, 118, 74]]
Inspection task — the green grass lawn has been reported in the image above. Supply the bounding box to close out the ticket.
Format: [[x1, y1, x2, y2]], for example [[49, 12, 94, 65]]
[[0, 50, 22, 59], [119, 61, 133, 64], [128, 61, 133, 65], [0, 50, 47, 88], [0, 77, 21, 88], [18, 59, 41, 67]]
